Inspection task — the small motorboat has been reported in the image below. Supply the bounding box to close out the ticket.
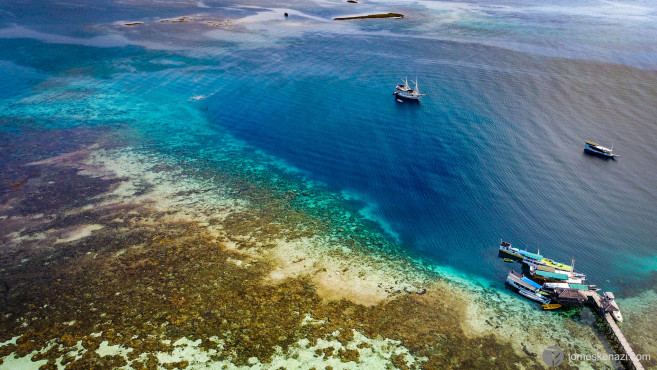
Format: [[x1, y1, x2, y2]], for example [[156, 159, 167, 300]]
[[584, 140, 618, 158], [396, 99, 403, 103], [503, 258, 514, 263], [542, 303, 562, 310]]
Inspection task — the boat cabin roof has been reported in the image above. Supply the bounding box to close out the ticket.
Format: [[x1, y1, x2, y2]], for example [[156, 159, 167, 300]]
[[536, 270, 569, 280], [508, 272, 539, 292], [519, 250, 543, 261], [521, 277, 543, 290], [541, 259, 573, 271]]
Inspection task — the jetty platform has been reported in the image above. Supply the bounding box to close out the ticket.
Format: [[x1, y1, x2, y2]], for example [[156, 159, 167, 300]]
[[584, 291, 644, 370]]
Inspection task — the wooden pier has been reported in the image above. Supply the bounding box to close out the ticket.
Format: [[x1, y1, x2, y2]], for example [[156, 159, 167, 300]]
[[584, 291, 645, 370]]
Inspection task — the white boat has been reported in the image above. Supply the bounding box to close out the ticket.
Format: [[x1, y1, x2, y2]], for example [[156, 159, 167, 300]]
[[518, 288, 551, 304], [584, 141, 618, 158], [393, 77, 426, 100], [602, 292, 623, 322]]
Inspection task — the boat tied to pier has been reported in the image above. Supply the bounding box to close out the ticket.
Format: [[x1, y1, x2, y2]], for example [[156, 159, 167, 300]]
[[601, 292, 623, 322], [498, 240, 624, 320], [584, 140, 618, 158], [393, 77, 426, 100], [505, 270, 551, 304], [496, 240, 642, 368], [499, 240, 574, 272]]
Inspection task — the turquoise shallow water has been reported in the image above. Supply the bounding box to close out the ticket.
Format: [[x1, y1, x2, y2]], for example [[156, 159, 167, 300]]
[[1, 0, 656, 298]]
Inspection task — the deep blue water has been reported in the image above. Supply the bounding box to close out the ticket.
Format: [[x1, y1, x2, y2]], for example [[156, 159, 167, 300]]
[[1, 0, 656, 296], [203, 34, 657, 294]]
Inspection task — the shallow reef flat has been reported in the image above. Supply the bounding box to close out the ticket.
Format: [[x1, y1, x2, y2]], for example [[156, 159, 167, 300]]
[[0, 127, 634, 369]]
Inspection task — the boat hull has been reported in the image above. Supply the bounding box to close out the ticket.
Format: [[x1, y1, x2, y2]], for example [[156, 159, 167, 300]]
[[612, 311, 623, 322], [393, 91, 422, 100], [518, 288, 550, 304]]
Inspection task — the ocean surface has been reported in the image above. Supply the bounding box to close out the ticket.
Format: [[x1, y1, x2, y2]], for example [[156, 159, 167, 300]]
[[1, 0, 657, 364]]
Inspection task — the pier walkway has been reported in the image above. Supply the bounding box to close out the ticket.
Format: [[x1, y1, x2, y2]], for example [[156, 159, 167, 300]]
[[584, 291, 644, 370]]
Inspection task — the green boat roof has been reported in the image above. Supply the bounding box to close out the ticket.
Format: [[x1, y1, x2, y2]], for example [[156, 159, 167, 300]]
[[568, 284, 589, 291], [541, 259, 573, 271], [536, 270, 569, 280]]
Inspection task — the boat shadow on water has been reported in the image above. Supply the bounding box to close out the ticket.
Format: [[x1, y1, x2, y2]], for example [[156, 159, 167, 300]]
[[582, 150, 616, 160], [393, 97, 422, 108]]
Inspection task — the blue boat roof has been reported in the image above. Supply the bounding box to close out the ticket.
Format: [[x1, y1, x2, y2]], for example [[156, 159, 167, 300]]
[[521, 277, 543, 290], [518, 250, 543, 260]]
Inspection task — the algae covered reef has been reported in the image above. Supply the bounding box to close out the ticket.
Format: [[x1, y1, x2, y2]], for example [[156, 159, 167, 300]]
[[0, 126, 620, 368]]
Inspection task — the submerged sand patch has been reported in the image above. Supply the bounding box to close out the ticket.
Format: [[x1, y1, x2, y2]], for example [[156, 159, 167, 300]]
[[54, 224, 103, 244], [265, 237, 426, 306]]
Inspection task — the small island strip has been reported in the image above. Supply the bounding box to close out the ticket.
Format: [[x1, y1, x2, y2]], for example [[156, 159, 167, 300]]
[[334, 13, 404, 20]]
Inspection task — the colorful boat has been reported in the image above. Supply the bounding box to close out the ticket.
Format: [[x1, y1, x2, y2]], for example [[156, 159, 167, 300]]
[[542, 303, 562, 310], [584, 141, 618, 158], [518, 287, 551, 304], [529, 267, 585, 284], [505, 270, 551, 304], [499, 240, 573, 272]]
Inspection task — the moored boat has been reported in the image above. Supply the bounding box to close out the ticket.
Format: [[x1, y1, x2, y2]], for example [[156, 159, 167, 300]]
[[518, 287, 551, 304], [602, 292, 623, 322], [529, 265, 586, 284], [499, 240, 574, 272], [393, 77, 426, 100], [542, 303, 562, 310], [584, 140, 618, 158], [505, 270, 551, 304]]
